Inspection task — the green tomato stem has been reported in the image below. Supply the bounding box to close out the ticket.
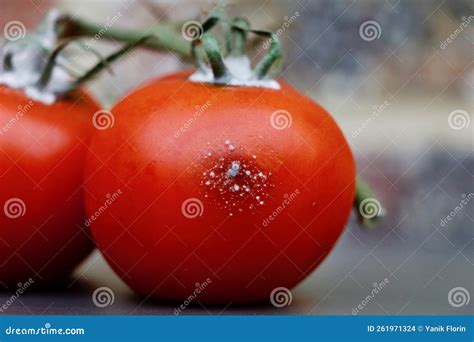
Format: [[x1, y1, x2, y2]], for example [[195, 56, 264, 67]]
[[230, 17, 250, 57], [254, 36, 282, 79], [201, 34, 229, 83], [63, 17, 191, 58]]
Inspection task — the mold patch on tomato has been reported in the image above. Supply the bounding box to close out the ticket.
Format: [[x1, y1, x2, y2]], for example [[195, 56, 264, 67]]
[[200, 140, 274, 216]]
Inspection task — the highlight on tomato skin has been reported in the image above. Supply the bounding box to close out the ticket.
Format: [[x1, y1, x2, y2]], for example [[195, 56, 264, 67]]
[[0, 86, 100, 288], [83, 71, 356, 304]]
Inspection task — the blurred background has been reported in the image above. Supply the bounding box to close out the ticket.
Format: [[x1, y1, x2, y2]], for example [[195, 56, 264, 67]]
[[1, 0, 472, 315]]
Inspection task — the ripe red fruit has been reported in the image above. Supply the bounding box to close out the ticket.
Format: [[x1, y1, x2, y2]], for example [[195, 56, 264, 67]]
[[0, 86, 100, 288], [84, 70, 355, 304]]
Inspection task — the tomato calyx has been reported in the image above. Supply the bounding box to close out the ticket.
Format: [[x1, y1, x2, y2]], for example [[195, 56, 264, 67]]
[[188, 13, 282, 89], [0, 9, 150, 105]]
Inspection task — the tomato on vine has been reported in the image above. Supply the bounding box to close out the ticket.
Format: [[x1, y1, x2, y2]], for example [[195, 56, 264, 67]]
[[0, 10, 148, 288], [84, 15, 381, 304]]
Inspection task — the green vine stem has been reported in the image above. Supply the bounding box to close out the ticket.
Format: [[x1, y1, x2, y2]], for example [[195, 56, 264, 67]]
[[69, 35, 152, 89], [61, 17, 191, 57]]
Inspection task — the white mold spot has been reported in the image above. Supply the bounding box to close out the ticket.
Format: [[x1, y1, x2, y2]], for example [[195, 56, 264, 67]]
[[200, 140, 274, 214]]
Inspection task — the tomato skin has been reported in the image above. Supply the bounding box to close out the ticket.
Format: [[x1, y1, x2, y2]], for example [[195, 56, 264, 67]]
[[0, 86, 99, 288], [84, 71, 355, 304]]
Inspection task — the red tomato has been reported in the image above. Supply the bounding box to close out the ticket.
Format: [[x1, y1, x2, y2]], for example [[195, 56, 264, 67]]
[[0, 86, 100, 288], [84, 71, 355, 304]]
